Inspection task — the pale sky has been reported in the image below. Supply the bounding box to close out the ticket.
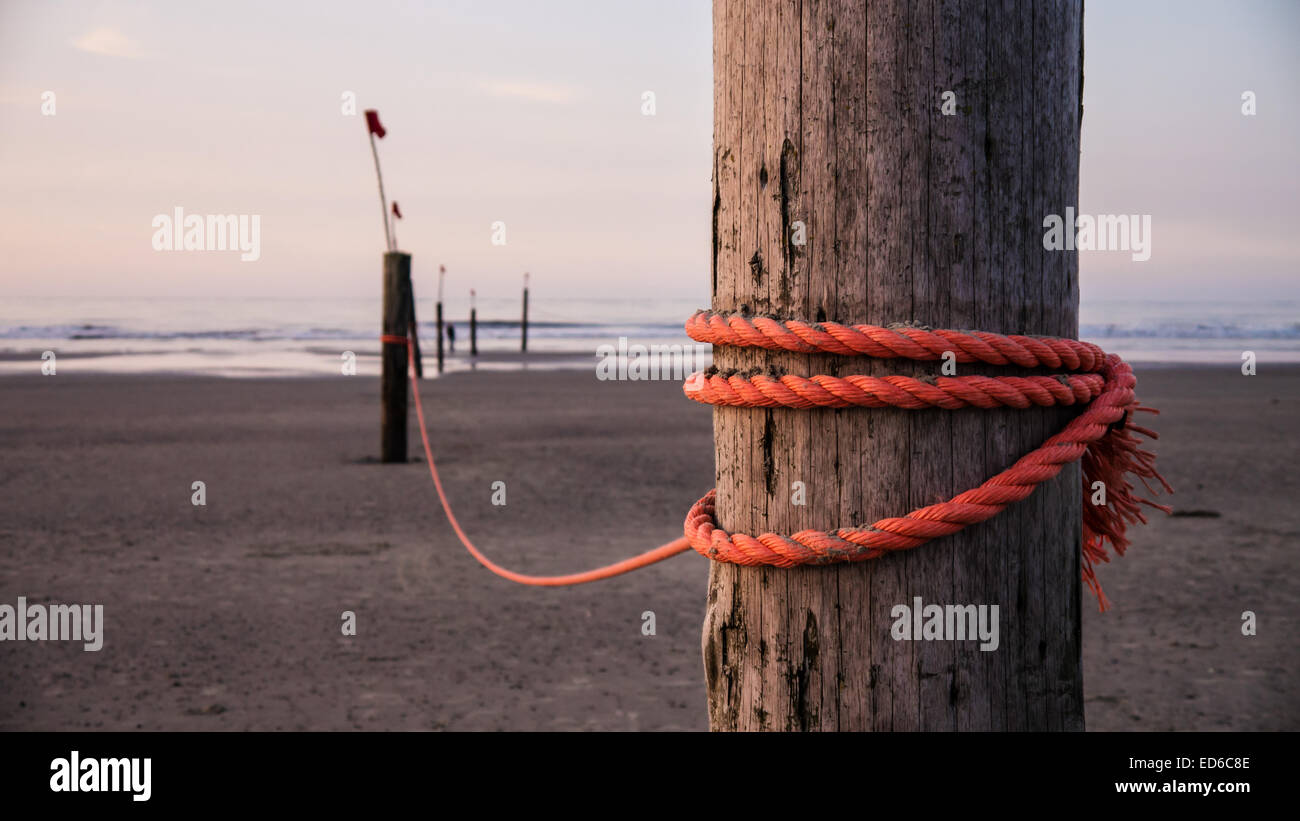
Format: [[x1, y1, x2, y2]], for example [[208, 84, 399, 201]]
[[0, 0, 1296, 304]]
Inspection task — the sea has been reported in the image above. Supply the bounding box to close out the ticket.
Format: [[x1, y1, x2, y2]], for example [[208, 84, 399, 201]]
[[1, 296, 1296, 377]]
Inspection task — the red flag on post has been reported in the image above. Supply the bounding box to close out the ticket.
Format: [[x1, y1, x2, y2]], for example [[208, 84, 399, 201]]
[[392, 202, 402, 219], [364, 108, 391, 250]]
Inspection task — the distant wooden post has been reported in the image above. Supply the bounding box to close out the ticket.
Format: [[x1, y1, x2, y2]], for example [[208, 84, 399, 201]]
[[521, 272, 529, 353], [406, 278, 423, 379], [381, 251, 412, 463], [436, 302, 445, 373], [470, 288, 478, 356], [436, 265, 446, 373], [703, 0, 1084, 731]]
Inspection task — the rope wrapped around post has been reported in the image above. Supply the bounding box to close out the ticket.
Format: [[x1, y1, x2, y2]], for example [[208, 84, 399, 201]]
[[681, 310, 1172, 609], [391, 310, 1170, 610]]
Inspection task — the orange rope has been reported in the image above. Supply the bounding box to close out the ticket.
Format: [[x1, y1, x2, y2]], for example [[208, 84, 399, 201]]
[[685, 371, 1107, 410], [393, 309, 1169, 608], [683, 311, 1171, 609], [403, 339, 690, 586], [684, 310, 1107, 368]]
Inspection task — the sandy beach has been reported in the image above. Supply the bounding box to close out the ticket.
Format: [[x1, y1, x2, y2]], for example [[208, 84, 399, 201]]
[[1, 363, 1296, 731]]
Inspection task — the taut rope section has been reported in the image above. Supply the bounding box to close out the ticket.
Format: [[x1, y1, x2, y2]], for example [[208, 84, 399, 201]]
[[393, 309, 1169, 608]]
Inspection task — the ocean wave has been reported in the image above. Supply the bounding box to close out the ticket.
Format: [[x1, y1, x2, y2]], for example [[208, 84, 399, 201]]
[[1079, 322, 1300, 339], [0, 321, 687, 342], [5, 315, 1296, 342]]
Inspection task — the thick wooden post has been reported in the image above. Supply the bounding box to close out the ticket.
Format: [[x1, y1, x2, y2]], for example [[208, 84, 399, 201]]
[[702, 0, 1084, 731], [381, 251, 412, 463], [470, 308, 478, 356]]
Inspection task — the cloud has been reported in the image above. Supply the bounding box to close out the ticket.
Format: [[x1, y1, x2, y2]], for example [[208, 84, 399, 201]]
[[72, 28, 144, 59], [481, 80, 578, 104]]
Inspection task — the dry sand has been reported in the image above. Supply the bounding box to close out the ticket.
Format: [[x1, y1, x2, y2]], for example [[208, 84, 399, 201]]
[[0, 364, 1296, 730]]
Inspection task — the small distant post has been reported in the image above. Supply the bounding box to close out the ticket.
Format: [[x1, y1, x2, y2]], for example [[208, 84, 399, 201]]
[[381, 251, 412, 463], [436, 265, 446, 373], [406, 276, 423, 379], [521, 271, 530, 353], [436, 303, 444, 373], [470, 288, 478, 356]]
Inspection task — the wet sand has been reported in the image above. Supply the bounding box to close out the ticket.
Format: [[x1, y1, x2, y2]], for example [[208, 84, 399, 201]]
[[0, 365, 1296, 730]]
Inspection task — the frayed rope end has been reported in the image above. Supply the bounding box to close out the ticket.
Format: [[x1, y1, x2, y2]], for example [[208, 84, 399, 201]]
[[1080, 404, 1173, 611]]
